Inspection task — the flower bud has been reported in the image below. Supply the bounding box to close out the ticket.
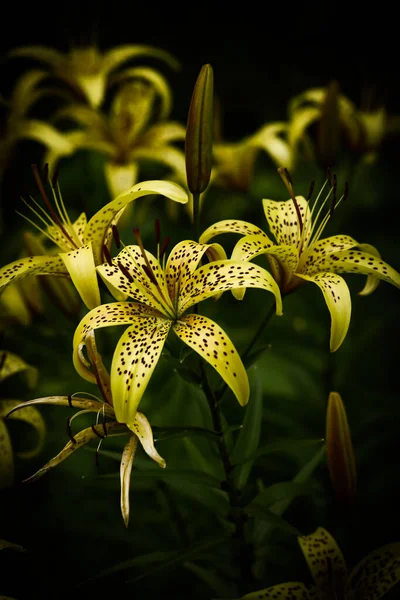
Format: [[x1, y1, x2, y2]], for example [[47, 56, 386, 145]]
[[185, 64, 214, 194], [326, 391, 357, 505]]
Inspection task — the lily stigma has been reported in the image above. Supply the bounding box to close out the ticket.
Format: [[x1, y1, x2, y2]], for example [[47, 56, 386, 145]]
[[73, 230, 283, 424], [200, 168, 400, 351], [0, 165, 188, 310]]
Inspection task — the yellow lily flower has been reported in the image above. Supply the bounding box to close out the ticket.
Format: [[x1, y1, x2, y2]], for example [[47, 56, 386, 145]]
[[6, 331, 165, 526], [8, 43, 180, 108], [200, 170, 400, 351], [73, 238, 283, 422], [0, 173, 188, 310], [288, 81, 400, 167], [44, 75, 187, 200], [240, 526, 400, 599], [0, 350, 45, 488]]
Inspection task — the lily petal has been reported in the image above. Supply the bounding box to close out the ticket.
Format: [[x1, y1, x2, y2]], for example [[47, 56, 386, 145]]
[[178, 260, 283, 316], [262, 196, 312, 248], [0, 351, 38, 387], [120, 433, 138, 527], [84, 180, 188, 263], [231, 236, 299, 282], [240, 582, 318, 599], [104, 161, 138, 200], [199, 219, 269, 244], [347, 543, 400, 600], [357, 243, 382, 296], [300, 235, 359, 274], [0, 419, 13, 488], [165, 240, 226, 304], [73, 302, 157, 383], [1, 399, 45, 460], [173, 313, 249, 406], [0, 254, 68, 292], [5, 396, 111, 417], [305, 247, 400, 289], [248, 122, 293, 169], [110, 317, 172, 423], [102, 44, 180, 75], [60, 242, 101, 309], [97, 245, 174, 316], [127, 412, 166, 468], [8, 46, 67, 70], [23, 421, 126, 484], [0, 283, 32, 326], [297, 272, 351, 352], [298, 527, 347, 596]]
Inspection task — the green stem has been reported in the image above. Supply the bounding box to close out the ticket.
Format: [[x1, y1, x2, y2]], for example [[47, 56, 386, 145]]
[[199, 361, 253, 595], [192, 192, 201, 241], [240, 300, 276, 364]]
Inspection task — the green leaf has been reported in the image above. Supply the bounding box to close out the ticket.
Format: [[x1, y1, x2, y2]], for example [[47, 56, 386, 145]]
[[245, 503, 302, 536], [184, 561, 236, 598], [243, 344, 271, 369], [231, 366, 263, 489], [153, 425, 221, 442], [80, 551, 175, 585], [232, 438, 325, 467], [93, 467, 222, 489], [249, 481, 320, 509]]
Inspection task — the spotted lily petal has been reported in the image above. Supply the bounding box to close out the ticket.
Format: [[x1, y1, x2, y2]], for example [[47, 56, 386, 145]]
[[84, 180, 188, 263], [356, 243, 382, 296], [5, 395, 111, 417], [199, 219, 269, 244], [0, 254, 68, 293], [1, 399, 45, 460], [240, 582, 319, 599], [347, 543, 400, 600], [173, 313, 249, 406], [120, 433, 138, 527], [59, 242, 101, 309], [299, 235, 359, 274], [127, 413, 166, 468], [298, 527, 347, 597], [178, 260, 283, 315], [97, 245, 174, 316], [73, 302, 157, 383], [297, 272, 351, 352], [110, 317, 172, 423], [262, 196, 312, 248], [23, 421, 126, 483], [165, 240, 226, 305]]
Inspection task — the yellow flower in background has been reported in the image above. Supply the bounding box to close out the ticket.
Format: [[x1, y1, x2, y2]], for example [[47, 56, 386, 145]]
[[239, 527, 400, 599], [0, 350, 45, 489], [73, 238, 282, 423], [200, 169, 400, 351], [0, 170, 187, 310], [43, 74, 186, 200], [288, 81, 400, 167], [8, 43, 180, 108], [7, 331, 165, 527]]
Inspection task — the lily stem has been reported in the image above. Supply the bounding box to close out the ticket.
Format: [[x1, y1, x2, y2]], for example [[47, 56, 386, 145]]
[[199, 360, 253, 595], [192, 192, 201, 241]]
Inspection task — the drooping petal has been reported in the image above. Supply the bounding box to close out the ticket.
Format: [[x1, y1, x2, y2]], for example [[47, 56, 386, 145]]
[[300, 235, 360, 274], [97, 245, 174, 317], [357, 243, 382, 296], [240, 582, 320, 599], [139, 121, 186, 146], [178, 260, 283, 316], [247, 122, 293, 169], [23, 421, 127, 484], [131, 147, 186, 182], [1, 399, 45, 460], [110, 317, 172, 424], [104, 161, 138, 200], [120, 433, 138, 527], [0, 283, 33, 326], [347, 543, 400, 600], [0, 351, 38, 387], [298, 527, 347, 597], [303, 246, 400, 290], [199, 219, 270, 244], [262, 196, 312, 248], [0, 419, 13, 488], [59, 242, 101, 310], [73, 302, 157, 383], [127, 412, 166, 468], [8, 69, 49, 120], [84, 180, 188, 264], [165, 240, 226, 305], [7, 119, 76, 155], [102, 44, 180, 76], [173, 313, 249, 406], [231, 236, 299, 283], [5, 396, 111, 417], [296, 272, 351, 352], [0, 254, 68, 293]]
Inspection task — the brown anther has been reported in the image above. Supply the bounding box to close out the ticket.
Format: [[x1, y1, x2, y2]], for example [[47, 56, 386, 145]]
[[118, 261, 134, 283], [159, 236, 170, 261], [277, 167, 303, 233], [66, 417, 77, 444], [142, 264, 156, 283], [67, 394, 73, 408], [155, 219, 161, 244], [91, 424, 106, 439], [307, 180, 315, 201], [102, 244, 113, 266], [112, 225, 121, 249]]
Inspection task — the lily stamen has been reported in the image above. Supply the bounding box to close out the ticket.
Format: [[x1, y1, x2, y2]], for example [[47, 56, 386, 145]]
[[159, 236, 170, 262], [117, 261, 134, 283], [66, 416, 77, 444], [112, 225, 121, 249], [102, 244, 113, 266], [278, 166, 304, 236]]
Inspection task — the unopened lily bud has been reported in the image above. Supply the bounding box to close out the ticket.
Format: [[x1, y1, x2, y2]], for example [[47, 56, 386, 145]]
[[326, 391, 357, 505], [317, 80, 340, 169], [185, 64, 214, 194]]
